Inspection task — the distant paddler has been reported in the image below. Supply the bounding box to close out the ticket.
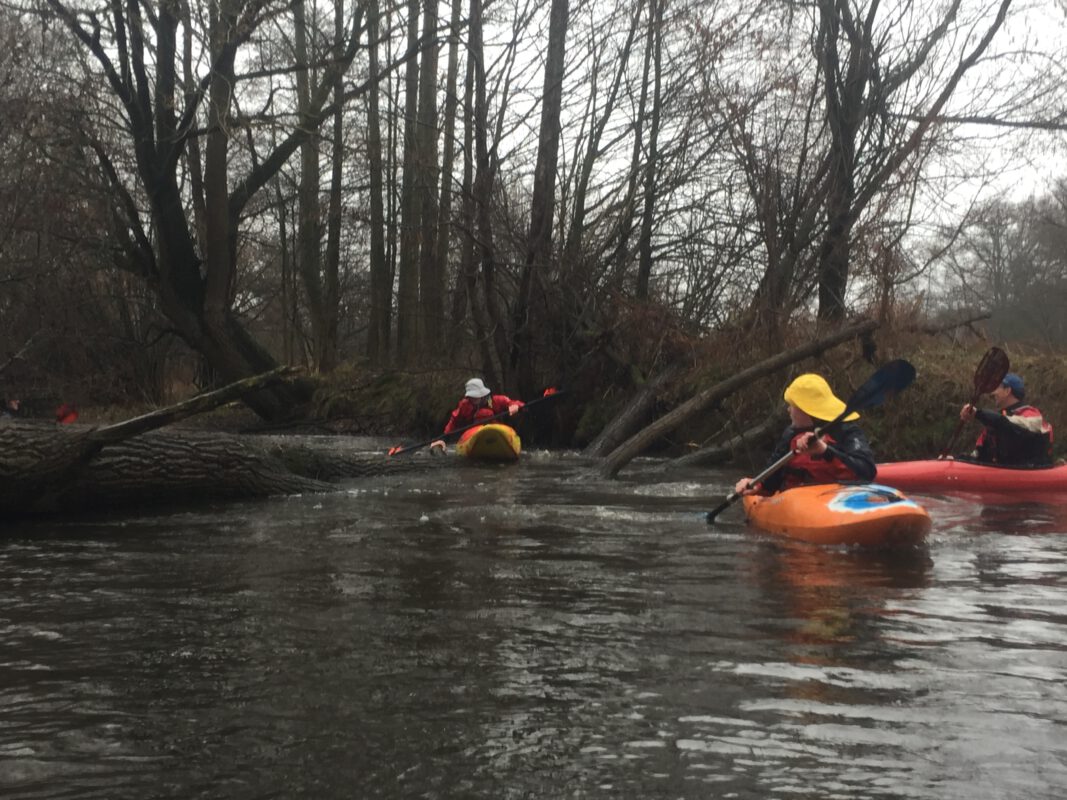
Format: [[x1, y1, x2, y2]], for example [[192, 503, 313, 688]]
[[429, 378, 524, 454]]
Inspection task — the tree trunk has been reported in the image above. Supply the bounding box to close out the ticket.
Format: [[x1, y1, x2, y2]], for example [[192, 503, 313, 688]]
[[396, 0, 422, 364], [48, 0, 365, 420], [510, 0, 570, 396], [469, 0, 506, 385], [321, 0, 346, 372], [0, 368, 440, 517], [814, 0, 863, 323], [0, 424, 439, 517], [634, 0, 662, 301], [583, 363, 683, 458], [295, 0, 337, 371], [416, 0, 443, 355], [436, 0, 463, 345], [366, 0, 391, 363], [665, 409, 782, 469]]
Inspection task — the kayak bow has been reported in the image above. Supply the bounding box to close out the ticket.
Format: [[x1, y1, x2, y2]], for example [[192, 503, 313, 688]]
[[455, 423, 522, 461]]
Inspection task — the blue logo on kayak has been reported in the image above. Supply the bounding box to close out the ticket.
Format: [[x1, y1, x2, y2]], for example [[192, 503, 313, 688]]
[[828, 484, 923, 515]]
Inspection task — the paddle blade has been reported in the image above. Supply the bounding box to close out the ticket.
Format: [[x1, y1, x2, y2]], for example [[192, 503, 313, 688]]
[[938, 346, 1009, 458], [973, 346, 1010, 395], [837, 359, 917, 421], [387, 445, 405, 456], [705, 494, 737, 524]]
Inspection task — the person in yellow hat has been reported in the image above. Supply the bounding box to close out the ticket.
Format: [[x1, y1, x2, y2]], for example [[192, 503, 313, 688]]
[[734, 373, 876, 496]]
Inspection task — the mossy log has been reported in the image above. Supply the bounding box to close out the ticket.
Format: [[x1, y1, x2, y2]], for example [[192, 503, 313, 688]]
[[0, 423, 439, 517]]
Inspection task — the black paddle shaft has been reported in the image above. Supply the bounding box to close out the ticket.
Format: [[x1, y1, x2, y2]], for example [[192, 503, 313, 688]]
[[705, 360, 917, 523]]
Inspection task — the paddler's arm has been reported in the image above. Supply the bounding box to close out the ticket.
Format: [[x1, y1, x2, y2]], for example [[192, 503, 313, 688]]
[[430, 401, 471, 452], [755, 427, 798, 495], [974, 408, 1048, 440], [819, 425, 877, 481], [431, 424, 469, 452]]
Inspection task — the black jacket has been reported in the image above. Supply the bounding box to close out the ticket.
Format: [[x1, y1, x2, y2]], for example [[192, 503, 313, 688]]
[[972, 403, 1052, 466]]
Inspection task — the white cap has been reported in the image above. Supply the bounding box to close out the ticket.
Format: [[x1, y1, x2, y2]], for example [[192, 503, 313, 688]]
[[464, 378, 491, 398]]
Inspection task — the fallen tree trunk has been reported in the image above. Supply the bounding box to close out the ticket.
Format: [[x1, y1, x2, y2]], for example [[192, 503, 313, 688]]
[[0, 368, 440, 517], [664, 408, 782, 470], [583, 364, 685, 458], [908, 311, 991, 337], [0, 423, 439, 517], [597, 317, 879, 478]]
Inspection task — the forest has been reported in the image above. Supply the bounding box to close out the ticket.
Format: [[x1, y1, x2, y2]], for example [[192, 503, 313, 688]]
[[1, 0, 1066, 446]]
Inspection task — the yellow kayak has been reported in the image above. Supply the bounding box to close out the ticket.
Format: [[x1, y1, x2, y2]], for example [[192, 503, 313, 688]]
[[454, 423, 521, 461]]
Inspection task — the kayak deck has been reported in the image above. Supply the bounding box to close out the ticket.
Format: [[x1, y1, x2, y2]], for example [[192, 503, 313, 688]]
[[743, 483, 931, 548], [455, 423, 521, 461]]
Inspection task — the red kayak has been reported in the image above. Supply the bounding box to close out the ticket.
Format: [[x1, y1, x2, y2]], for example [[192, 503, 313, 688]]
[[876, 460, 1067, 503]]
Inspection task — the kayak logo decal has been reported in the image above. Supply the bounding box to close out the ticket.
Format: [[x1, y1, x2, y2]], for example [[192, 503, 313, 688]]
[[828, 484, 924, 514]]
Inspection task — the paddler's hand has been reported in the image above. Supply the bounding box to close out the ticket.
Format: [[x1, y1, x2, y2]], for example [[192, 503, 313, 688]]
[[429, 439, 446, 454], [960, 403, 977, 422], [508, 403, 520, 415], [793, 431, 827, 455], [734, 477, 759, 496]]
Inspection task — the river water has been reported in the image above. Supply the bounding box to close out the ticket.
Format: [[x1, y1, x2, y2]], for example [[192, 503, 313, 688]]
[[2, 446, 1066, 798]]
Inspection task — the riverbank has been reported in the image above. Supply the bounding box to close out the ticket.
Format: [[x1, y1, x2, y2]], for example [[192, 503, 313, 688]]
[[24, 334, 1067, 464]]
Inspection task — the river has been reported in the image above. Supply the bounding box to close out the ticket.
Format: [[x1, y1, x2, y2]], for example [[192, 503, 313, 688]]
[[2, 447, 1066, 798]]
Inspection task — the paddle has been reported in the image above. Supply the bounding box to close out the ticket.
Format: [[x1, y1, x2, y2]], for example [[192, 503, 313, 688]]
[[387, 387, 564, 456], [705, 359, 917, 523], [937, 346, 1009, 459]]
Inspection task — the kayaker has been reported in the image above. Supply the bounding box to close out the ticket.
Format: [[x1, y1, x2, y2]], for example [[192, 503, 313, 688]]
[[1, 397, 20, 419], [429, 378, 524, 453], [959, 372, 1053, 466], [55, 402, 79, 424], [734, 374, 876, 496]]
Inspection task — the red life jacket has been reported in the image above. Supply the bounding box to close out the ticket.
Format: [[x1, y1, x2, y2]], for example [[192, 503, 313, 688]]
[[780, 431, 860, 490], [443, 394, 522, 434], [55, 403, 79, 424]]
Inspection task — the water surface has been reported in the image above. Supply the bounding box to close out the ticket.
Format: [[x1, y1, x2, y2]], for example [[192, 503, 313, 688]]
[[2, 450, 1066, 798]]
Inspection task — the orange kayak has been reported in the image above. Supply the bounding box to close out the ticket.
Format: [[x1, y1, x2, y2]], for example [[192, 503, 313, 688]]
[[743, 483, 930, 548], [455, 423, 521, 461]]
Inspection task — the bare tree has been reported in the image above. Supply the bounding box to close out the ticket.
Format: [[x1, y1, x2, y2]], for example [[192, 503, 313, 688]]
[[511, 0, 570, 394], [42, 0, 365, 418], [396, 0, 422, 364], [366, 0, 392, 363], [633, 0, 663, 300]]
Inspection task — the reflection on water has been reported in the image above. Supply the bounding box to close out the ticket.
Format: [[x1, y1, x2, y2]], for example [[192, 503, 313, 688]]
[[747, 542, 932, 649], [919, 495, 1067, 537], [1, 452, 1066, 798]]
